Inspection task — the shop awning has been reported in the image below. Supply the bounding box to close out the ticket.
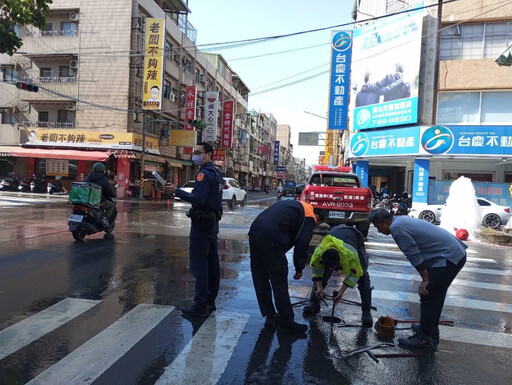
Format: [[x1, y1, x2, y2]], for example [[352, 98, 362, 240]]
[[1, 146, 109, 161]]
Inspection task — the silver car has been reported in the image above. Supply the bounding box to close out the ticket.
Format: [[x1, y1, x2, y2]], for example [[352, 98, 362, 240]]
[[409, 197, 511, 229]]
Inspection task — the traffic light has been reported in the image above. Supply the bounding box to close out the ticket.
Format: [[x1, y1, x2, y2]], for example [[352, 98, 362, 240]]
[[15, 81, 38, 92], [188, 119, 206, 128]]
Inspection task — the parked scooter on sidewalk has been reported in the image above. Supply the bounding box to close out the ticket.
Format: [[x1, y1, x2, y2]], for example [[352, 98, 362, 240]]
[[0, 173, 19, 191], [68, 182, 119, 241], [18, 177, 31, 193], [47, 176, 68, 195], [30, 174, 46, 193]]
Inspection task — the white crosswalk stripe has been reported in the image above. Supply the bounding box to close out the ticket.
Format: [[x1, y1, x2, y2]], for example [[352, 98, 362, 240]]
[[27, 303, 175, 385], [155, 311, 249, 385], [0, 195, 64, 207], [0, 298, 100, 361], [368, 269, 512, 292]]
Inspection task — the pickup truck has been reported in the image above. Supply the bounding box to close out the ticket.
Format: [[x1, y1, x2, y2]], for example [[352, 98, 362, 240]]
[[300, 167, 372, 236]]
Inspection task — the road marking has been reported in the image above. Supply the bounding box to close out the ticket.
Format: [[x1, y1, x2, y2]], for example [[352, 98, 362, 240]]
[[0, 298, 100, 361], [27, 304, 175, 385], [372, 289, 512, 313], [368, 249, 495, 264], [439, 326, 512, 350], [368, 269, 512, 292], [370, 258, 509, 276], [366, 241, 477, 254], [155, 311, 249, 385]]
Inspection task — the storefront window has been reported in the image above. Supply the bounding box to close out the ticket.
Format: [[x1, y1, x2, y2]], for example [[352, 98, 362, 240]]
[[437, 92, 479, 124], [38, 159, 78, 179]]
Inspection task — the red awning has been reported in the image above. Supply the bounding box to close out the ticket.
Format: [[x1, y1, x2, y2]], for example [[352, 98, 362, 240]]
[[8, 147, 109, 161]]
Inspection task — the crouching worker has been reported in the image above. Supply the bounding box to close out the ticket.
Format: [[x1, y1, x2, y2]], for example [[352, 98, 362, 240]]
[[303, 224, 373, 326], [249, 200, 317, 334]]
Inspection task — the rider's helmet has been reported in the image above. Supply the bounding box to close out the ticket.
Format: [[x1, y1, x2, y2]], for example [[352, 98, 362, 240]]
[[93, 162, 106, 174]]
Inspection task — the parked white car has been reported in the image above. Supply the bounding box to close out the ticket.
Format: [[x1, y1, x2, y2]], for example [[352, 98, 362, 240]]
[[222, 177, 247, 209], [409, 197, 511, 229], [174, 180, 195, 200]]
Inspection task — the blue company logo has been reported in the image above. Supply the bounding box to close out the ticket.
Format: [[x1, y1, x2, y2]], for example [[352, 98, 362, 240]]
[[332, 31, 351, 52], [421, 125, 454, 155], [350, 132, 369, 157], [356, 108, 371, 128]]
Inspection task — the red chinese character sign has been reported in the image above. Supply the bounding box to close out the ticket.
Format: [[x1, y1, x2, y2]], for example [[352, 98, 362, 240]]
[[184, 85, 197, 154], [213, 149, 226, 161], [221, 101, 234, 149]]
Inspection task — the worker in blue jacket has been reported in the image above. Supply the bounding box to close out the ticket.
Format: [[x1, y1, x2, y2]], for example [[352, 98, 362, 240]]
[[249, 200, 317, 334], [165, 142, 224, 317]]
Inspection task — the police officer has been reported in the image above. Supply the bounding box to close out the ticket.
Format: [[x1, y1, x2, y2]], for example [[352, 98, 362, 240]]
[[164, 142, 224, 317], [249, 200, 317, 334]]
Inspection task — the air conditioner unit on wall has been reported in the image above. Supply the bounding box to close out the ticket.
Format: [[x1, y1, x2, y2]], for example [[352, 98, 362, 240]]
[[70, 60, 78, 69], [169, 93, 176, 103], [70, 12, 80, 21], [199, 75, 206, 84]]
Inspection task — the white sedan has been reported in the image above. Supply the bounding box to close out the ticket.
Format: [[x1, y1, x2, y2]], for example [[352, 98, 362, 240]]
[[222, 177, 247, 209], [174, 180, 195, 200], [409, 197, 511, 229]]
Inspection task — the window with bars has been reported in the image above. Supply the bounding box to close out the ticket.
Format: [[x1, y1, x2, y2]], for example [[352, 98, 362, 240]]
[[440, 22, 512, 60], [163, 80, 171, 99], [386, 0, 408, 14], [165, 41, 173, 61]]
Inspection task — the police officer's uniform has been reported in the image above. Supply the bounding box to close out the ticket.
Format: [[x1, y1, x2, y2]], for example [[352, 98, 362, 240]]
[[174, 161, 223, 315]]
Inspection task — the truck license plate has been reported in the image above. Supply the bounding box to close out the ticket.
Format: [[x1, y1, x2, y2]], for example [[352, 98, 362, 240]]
[[328, 211, 345, 219], [69, 214, 83, 222]]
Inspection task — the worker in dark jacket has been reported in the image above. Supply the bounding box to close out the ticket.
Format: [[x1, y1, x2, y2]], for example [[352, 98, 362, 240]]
[[164, 142, 224, 317], [84, 162, 116, 222], [249, 200, 317, 334], [303, 225, 373, 326]]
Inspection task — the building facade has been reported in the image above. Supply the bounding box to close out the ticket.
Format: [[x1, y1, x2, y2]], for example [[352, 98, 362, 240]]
[[0, 0, 250, 198], [347, 0, 512, 207]]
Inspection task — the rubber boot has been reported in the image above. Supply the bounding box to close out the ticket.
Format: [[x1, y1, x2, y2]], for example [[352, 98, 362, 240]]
[[359, 288, 373, 326], [303, 284, 321, 315]]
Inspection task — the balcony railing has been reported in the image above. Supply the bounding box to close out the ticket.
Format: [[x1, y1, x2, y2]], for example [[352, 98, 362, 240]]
[[21, 121, 75, 128], [24, 76, 77, 84], [24, 30, 79, 37]]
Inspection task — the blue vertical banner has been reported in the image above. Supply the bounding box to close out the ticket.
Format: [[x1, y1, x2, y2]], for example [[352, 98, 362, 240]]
[[356, 161, 369, 187], [328, 31, 352, 130], [413, 158, 429, 203], [273, 140, 280, 165]]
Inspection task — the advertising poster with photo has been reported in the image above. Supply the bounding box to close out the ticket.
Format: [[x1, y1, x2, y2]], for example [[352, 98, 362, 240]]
[[350, 6, 423, 131]]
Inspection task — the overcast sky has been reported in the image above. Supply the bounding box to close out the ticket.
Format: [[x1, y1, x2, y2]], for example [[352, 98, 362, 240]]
[[188, 0, 354, 165]]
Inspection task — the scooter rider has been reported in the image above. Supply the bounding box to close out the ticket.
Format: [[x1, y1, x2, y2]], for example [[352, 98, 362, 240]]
[[84, 163, 116, 225], [304, 224, 373, 326]]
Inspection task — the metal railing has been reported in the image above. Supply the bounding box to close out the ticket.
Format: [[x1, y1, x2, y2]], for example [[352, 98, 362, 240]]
[[25, 30, 79, 37], [21, 121, 75, 128], [23, 76, 77, 84]]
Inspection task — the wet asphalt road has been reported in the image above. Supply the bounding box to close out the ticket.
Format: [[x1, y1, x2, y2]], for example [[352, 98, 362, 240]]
[[0, 191, 511, 385]]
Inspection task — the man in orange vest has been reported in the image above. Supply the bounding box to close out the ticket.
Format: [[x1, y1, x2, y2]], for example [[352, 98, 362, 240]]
[[249, 200, 317, 334]]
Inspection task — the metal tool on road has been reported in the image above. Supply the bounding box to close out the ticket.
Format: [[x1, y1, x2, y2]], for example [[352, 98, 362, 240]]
[[322, 290, 342, 324], [345, 343, 395, 358], [337, 319, 363, 328], [373, 353, 426, 358], [325, 295, 377, 311], [390, 318, 454, 326]]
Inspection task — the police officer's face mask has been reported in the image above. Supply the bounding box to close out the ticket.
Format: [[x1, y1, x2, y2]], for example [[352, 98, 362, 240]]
[[192, 154, 204, 166]]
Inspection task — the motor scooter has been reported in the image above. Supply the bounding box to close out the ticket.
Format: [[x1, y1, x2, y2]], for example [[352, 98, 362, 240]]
[[0, 174, 19, 191], [47, 180, 67, 194], [18, 177, 31, 192], [277, 190, 283, 200], [68, 182, 119, 241], [30, 175, 46, 193]]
